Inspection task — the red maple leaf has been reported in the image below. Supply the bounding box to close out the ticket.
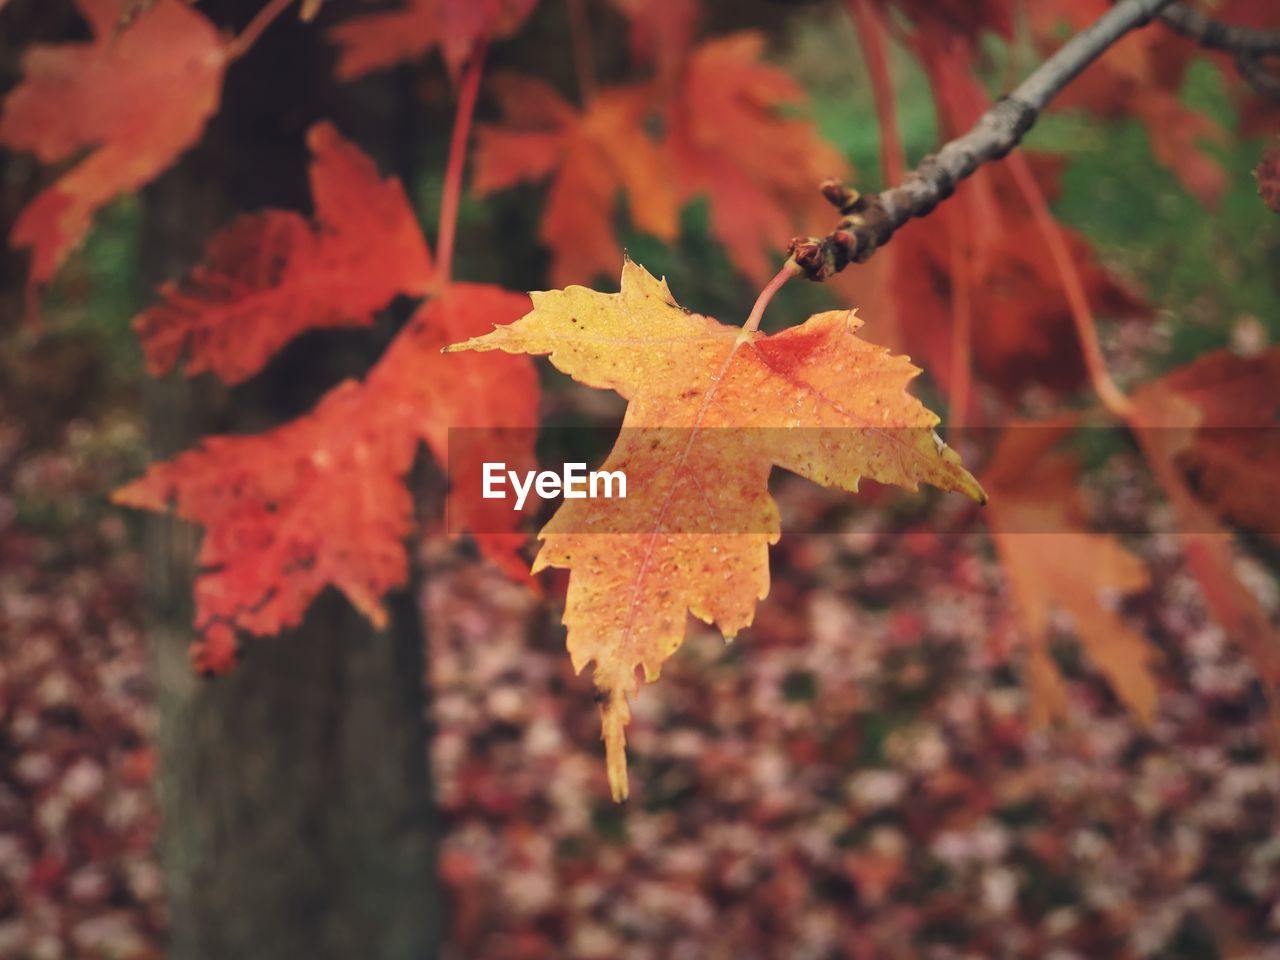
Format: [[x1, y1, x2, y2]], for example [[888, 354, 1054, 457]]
[[116, 285, 539, 666], [116, 124, 542, 665], [886, 162, 1148, 398], [1131, 358, 1280, 727], [133, 123, 433, 385], [329, 0, 537, 80], [663, 33, 849, 284], [0, 0, 228, 284], [1144, 348, 1280, 544], [607, 0, 701, 89], [471, 75, 678, 287]]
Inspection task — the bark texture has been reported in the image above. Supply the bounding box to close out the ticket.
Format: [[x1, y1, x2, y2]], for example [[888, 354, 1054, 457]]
[[137, 3, 439, 958]]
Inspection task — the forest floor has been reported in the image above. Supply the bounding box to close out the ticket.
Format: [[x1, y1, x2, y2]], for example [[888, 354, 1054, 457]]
[[3, 376, 1280, 960]]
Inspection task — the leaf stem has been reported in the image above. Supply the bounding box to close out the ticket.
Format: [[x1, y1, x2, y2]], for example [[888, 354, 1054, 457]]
[[743, 261, 800, 334], [946, 212, 973, 431], [228, 0, 297, 60], [847, 0, 905, 184], [435, 40, 488, 287], [566, 0, 598, 104], [1005, 151, 1133, 419]]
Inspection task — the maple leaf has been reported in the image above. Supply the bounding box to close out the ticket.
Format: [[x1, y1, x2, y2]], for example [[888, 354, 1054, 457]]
[[471, 75, 678, 287], [886, 162, 1149, 398], [663, 33, 848, 284], [0, 0, 227, 284], [114, 377, 415, 642], [607, 0, 701, 89], [1258, 146, 1280, 214], [132, 123, 433, 385], [1136, 348, 1280, 544], [328, 0, 536, 80], [370, 285, 543, 586], [447, 259, 984, 800], [984, 421, 1159, 727], [1131, 364, 1280, 728], [116, 285, 539, 665]]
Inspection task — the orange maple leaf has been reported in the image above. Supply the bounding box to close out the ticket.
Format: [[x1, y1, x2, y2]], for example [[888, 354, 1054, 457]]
[[984, 421, 1160, 727], [0, 0, 227, 284], [663, 33, 849, 283], [328, 0, 536, 79], [133, 123, 433, 385], [448, 259, 984, 800], [115, 284, 539, 665], [471, 75, 678, 287]]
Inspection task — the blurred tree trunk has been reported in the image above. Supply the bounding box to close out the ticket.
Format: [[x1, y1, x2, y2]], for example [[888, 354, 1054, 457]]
[[137, 4, 439, 959]]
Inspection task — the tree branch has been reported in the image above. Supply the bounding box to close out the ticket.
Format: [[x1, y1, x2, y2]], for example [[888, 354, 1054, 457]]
[[1151, 1, 1280, 101], [789, 0, 1179, 281]]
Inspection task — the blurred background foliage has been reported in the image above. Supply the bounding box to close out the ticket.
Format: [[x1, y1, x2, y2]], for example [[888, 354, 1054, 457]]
[[2, 0, 1280, 957]]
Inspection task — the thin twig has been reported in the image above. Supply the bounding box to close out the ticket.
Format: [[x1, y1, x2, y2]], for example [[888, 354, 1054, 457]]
[[946, 211, 973, 432], [1154, 2, 1280, 56], [228, 0, 296, 60], [1237, 52, 1280, 101], [566, 0, 597, 104], [435, 40, 488, 286], [789, 0, 1180, 281], [1148, 0, 1280, 100], [1005, 152, 1133, 418]]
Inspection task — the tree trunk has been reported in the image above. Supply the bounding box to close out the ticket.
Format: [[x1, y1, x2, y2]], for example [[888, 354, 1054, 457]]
[[137, 4, 440, 958]]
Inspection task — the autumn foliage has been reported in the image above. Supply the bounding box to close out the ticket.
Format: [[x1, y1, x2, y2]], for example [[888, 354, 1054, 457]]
[[3, 0, 1280, 806]]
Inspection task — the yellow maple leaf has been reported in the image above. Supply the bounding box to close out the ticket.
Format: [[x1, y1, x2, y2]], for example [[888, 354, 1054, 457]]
[[448, 259, 984, 799]]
